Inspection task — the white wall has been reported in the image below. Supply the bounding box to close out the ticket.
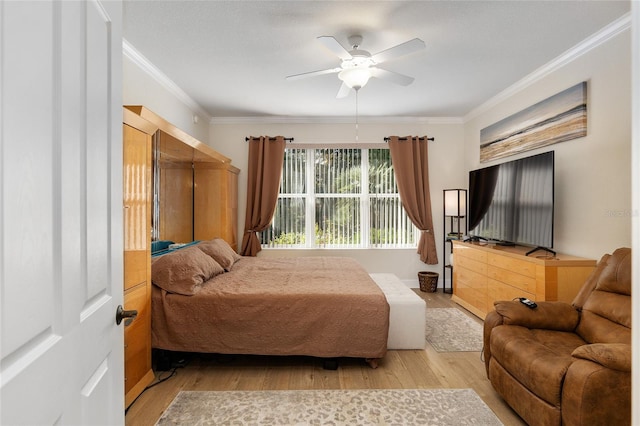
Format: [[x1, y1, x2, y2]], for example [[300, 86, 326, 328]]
[[209, 120, 465, 287], [463, 28, 632, 261], [123, 50, 210, 143]]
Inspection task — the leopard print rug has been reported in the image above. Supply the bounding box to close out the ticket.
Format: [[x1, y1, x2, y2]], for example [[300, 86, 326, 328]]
[[156, 388, 502, 425]]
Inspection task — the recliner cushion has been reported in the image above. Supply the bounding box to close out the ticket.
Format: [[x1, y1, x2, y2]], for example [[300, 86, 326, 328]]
[[490, 325, 587, 406], [575, 308, 631, 344]]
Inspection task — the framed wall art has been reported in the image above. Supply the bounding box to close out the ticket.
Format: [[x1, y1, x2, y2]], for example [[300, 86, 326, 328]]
[[480, 81, 587, 162]]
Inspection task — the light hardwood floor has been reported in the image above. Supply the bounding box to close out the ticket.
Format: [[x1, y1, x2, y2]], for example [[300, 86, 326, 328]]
[[125, 290, 526, 425]]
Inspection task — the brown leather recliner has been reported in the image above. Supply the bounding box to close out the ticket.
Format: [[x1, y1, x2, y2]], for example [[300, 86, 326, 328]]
[[483, 247, 631, 426]]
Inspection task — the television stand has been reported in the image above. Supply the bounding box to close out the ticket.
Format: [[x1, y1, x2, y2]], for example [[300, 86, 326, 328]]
[[525, 246, 557, 257], [450, 241, 596, 319]]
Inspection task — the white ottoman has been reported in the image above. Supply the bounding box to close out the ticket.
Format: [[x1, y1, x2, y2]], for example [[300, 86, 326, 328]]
[[370, 273, 426, 350]]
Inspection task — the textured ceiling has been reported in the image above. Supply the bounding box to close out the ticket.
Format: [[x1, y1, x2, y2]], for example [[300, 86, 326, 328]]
[[123, 1, 630, 119]]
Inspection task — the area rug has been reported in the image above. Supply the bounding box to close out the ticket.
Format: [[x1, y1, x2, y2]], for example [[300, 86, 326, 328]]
[[425, 308, 483, 352], [156, 388, 503, 425]]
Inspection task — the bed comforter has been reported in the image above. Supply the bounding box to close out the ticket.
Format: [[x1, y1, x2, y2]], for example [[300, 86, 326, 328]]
[[151, 256, 389, 359]]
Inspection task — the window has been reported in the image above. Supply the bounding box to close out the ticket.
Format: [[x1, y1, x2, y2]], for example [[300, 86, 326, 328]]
[[260, 148, 418, 248]]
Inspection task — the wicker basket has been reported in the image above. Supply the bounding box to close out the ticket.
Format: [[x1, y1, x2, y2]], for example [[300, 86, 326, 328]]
[[418, 271, 439, 292]]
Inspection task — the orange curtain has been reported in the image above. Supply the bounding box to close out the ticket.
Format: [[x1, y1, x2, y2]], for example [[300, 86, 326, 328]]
[[241, 136, 286, 256], [388, 136, 438, 264]]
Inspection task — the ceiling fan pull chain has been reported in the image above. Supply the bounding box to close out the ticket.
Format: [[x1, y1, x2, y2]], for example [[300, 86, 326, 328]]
[[355, 89, 359, 142]]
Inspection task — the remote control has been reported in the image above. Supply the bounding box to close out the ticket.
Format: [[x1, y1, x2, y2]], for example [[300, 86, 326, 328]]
[[519, 297, 538, 309]]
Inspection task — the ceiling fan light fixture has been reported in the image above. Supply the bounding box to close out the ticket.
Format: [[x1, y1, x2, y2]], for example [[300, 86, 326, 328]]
[[338, 67, 372, 90], [286, 34, 424, 97]]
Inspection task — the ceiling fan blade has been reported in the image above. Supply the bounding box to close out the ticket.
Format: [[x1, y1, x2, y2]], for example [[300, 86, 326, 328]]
[[286, 67, 342, 81], [370, 68, 415, 86], [336, 82, 351, 98], [317, 36, 353, 60], [371, 38, 425, 64]]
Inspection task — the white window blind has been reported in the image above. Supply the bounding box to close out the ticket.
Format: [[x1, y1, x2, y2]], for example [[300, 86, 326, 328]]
[[260, 148, 418, 249]]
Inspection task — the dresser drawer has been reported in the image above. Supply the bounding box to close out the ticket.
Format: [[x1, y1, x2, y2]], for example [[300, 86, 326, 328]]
[[456, 265, 487, 289], [487, 264, 537, 293], [456, 265, 487, 312], [455, 244, 488, 263], [487, 252, 536, 277], [456, 255, 487, 276], [456, 283, 487, 313], [487, 278, 536, 305]]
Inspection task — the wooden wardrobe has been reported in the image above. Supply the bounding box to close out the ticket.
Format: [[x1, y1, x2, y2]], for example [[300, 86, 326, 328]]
[[126, 105, 240, 247], [122, 106, 240, 408], [123, 108, 156, 407]]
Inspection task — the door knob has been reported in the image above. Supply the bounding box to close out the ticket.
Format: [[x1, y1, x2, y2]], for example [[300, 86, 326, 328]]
[[116, 305, 138, 326]]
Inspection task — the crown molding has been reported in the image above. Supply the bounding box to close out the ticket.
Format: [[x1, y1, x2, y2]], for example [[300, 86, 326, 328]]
[[123, 38, 213, 122], [463, 12, 631, 123], [209, 115, 463, 125]]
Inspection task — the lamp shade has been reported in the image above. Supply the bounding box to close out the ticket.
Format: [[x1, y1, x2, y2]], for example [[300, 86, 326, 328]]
[[444, 190, 466, 217], [338, 67, 372, 90]]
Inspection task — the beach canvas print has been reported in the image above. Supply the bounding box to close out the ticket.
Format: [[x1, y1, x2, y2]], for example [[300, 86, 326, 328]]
[[480, 81, 587, 162]]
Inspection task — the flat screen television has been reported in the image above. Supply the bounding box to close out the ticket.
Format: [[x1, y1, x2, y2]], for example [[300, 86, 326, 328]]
[[467, 151, 554, 250]]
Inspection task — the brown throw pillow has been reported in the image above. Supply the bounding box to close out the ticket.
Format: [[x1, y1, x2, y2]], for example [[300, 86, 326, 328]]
[[152, 246, 224, 295], [197, 238, 241, 271]]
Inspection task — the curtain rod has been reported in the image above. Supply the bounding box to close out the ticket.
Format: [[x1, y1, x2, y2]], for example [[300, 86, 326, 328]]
[[245, 137, 294, 142], [384, 136, 435, 142]]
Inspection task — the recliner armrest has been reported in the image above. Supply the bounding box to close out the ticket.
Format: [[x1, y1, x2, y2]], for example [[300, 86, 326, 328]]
[[493, 300, 579, 331], [563, 343, 632, 425], [572, 343, 631, 372]]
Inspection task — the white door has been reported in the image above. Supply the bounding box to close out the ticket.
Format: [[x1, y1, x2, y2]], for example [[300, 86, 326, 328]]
[[1, 1, 124, 424]]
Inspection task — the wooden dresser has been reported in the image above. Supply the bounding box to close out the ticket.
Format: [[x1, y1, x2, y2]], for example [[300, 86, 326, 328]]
[[451, 241, 596, 319], [123, 108, 157, 407]]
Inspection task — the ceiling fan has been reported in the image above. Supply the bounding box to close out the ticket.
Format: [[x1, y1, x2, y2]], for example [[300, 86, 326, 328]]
[[286, 35, 426, 98]]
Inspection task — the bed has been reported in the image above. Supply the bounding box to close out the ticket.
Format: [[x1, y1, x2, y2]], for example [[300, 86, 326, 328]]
[[150, 239, 390, 364]]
